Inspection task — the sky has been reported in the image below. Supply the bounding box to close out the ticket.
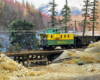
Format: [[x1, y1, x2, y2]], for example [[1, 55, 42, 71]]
[[15, 0, 93, 12], [16, 0, 84, 12]]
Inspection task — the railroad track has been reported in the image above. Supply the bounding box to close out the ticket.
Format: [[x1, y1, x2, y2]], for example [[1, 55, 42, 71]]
[[51, 57, 80, 64]]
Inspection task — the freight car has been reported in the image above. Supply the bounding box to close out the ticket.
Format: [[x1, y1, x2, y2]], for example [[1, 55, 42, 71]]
[[39, 28, 100, 50]]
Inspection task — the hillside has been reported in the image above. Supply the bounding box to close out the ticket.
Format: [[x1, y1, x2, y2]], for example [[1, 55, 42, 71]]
[[0, 0, 45, 30]]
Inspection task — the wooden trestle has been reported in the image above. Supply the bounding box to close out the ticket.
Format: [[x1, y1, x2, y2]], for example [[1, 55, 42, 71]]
[[7, 50, 63, 67]]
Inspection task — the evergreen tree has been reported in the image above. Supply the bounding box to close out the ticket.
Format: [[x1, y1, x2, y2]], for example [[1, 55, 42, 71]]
[[90, 0, 99, 36], [9, 19, 38, 49], [16, 2, 23, 19], [4, 0, 9, 27], [0, 0, 5, 25], [61, 0, 72, 33], [82, 0, 91, 36], [49, 0, 58, 27]]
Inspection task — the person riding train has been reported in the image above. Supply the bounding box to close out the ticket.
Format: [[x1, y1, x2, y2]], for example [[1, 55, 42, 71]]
[[41, 36, 47, 44]]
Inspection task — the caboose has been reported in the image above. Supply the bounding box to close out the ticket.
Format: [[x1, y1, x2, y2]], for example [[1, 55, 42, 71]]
[[39, 28, 74, 50]]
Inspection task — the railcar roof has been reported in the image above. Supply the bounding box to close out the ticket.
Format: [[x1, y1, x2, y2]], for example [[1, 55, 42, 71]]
[[38, 33, 75, 35]]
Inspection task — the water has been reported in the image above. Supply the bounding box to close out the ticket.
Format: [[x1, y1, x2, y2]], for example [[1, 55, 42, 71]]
[[1, 42, 10, 52]]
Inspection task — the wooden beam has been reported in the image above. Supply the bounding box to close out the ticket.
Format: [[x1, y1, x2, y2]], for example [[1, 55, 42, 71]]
[[22, 56, 25, 65], [27, 55, 30, 67], [7, 50, 63, 57]]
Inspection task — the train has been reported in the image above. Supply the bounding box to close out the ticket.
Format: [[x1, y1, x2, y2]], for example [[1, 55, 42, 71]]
[[39, 28, 100, 50]]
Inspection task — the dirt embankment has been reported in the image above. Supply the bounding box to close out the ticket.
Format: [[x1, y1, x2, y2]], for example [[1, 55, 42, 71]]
[[1, 41, 100, 80]]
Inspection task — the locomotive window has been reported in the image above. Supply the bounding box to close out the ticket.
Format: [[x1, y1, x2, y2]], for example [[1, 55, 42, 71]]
[[68, 35, 69, 38], [51, 35, 53, 38], [61, 35, 62, 38], [64, 35, 66, 38]]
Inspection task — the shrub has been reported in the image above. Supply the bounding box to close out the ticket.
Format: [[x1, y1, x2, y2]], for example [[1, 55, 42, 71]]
[[67, 59, 76, 64], [76, 59, 85, 64], [67, 52, 76, 57], [67, 52, 73, 56]]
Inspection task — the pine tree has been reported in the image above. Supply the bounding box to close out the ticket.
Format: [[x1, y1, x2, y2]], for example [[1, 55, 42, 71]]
[[16, 2, 23, 19], [90, 0, 99, 36], [61, 0, 72, 33], [30, 3, 35, 15], [82, 0, 91, 36], [49, 0, 58, 27], [0, 0, 5, 25]]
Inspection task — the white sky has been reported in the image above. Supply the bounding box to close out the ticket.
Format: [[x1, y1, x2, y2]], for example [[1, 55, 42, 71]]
[[16, 0, 94, 11]]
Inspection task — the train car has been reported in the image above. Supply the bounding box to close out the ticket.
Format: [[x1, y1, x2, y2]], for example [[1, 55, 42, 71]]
[[39, 28, 100, 50], [39, 28, 75, 50]]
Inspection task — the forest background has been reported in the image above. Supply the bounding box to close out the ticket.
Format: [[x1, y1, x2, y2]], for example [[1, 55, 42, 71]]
[[0, 0, 100, 31]]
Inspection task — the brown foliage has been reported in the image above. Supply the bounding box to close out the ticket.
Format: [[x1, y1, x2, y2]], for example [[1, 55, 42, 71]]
[[29, 71, 35, 76], [67, 52, 76, 57]]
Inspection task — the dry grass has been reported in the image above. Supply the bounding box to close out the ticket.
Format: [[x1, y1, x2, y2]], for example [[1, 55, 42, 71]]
[[66, 59, 76, 64], [0, 75, 9, 80], [37, 71, 46, 76], [91, 68, 96, 72], [67, 52, 76, 57], [0, 62, 16, 71], [62, 60, 67, 64], [8, 60, 17, 66], [0, 58, 5, 62], [86, 59, 94, 63], [87, 44, 95, 48], [96, 53, 100, 55], [95, 59, 100, 63], [45, 65, 86, 74], [29, 71, 36, 76], [80, 55, 94, 60], [85, 41, 100, 53], [61, 59, 77, 65]]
